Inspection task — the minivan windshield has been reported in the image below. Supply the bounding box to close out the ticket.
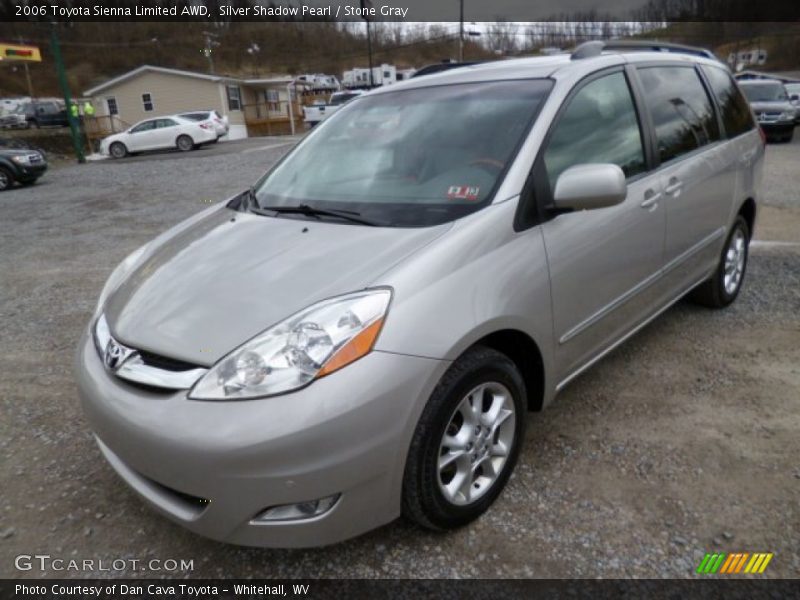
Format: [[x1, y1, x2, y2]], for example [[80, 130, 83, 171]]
[[740, 82, 788, 102], [253, 80, 553, 227]]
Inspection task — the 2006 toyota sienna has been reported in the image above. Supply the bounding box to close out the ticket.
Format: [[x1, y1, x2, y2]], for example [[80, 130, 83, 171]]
[[76, 41, 764, 547]]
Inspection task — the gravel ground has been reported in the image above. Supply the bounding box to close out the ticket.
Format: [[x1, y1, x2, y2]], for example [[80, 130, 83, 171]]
[[1, 136, 798, 579]]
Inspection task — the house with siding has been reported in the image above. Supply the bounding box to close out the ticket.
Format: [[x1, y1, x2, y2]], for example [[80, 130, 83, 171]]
[[83, 65, 316, 139]]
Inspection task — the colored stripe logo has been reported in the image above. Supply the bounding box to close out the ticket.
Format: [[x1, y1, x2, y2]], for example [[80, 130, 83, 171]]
[[696, 552, 773, 574]]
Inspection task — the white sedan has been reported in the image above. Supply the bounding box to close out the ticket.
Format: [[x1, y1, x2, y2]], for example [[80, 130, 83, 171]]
[[100, 116, 217, 158]]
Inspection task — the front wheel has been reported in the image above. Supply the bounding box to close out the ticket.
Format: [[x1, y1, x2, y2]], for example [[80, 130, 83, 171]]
[[176, 135, 194, 152], [402, 346, 526, 530], [0, 167, 13, 191], [109, 142, 127, 159], [689, 216, 750, 308]]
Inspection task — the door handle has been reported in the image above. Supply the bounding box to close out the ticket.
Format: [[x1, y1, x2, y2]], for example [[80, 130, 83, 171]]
[[640, 189, 661, 210], [664, 178, 682, 196]]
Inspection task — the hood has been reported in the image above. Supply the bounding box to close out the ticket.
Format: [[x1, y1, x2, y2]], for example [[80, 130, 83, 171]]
[[105, 208, 450, 366], [748, 100, 795, 112], [0, 148, 38, 157]]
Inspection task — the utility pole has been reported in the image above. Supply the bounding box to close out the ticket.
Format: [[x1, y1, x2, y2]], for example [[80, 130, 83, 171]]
[[366, 20, 374, 88], [50, 25, 84, 163], [459, 0, 464, 62], [360, 0, 374, 88], [18, 36, 35, 99], [202, 31, 219, 74]]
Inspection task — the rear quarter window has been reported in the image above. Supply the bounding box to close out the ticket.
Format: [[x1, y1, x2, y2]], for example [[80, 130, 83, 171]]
[[702, 66, 756, 138], [637, 66, 721, 164]]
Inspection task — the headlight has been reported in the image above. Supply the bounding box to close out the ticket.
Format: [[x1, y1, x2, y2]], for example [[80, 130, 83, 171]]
[[780, 111, 794, 121], [190, 289, 392, 400], [11, 154, 33, 165], [95, 244, 149, 314], [93, 313, 111, 357]]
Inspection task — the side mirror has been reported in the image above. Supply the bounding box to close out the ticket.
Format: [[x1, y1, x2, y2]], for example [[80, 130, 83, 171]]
[[553, 163, 627, 211]]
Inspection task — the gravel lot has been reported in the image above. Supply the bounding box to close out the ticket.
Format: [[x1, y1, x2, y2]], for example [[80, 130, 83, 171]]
[[1, 136, 798, 579]]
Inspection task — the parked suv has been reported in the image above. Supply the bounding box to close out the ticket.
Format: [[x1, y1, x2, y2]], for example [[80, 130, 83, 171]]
[[0, 147, 47, 190], [739, 79, 795, 142], [76, 41, 763, 547], [26, 101, 69, 128]]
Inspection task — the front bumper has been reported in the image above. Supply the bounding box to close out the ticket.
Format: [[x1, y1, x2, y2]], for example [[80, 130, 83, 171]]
[[758, 121, 795, 137], [75, 332, 447, 547], [14, 163, 47, 180]]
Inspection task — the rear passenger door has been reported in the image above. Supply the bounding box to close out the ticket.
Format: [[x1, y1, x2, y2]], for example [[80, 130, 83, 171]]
[[153, 118, 180, 149], [634, 65, 734, 291], [536, 69, 666, 383]]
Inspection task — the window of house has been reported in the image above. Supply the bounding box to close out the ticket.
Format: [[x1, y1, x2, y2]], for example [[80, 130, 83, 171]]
[[637, 67, 721, 164], [226, 85, 242, 111], [106, 97, 118, 115], [141, 93, 154, 112], [265, 89, 280, 111], [701, 65, 755, 139], [543, 71, 646, 191]]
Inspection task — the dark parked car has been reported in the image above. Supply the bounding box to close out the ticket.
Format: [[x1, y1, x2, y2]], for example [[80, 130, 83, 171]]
[[0, 147, 47, 190], [25, 101, 69, 128], [739, 80, 795, 143]]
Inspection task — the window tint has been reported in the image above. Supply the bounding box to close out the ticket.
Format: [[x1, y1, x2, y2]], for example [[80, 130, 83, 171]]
[[544, 71, 645, 190], [157, 119, 177, 128], [131, 120, 155, 133], [701, 66, 755, 138], [638, 67, 720, 163]]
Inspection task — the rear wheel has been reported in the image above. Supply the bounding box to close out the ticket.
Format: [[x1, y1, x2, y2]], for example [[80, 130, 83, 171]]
[[0, 167, 13, 191], [109, 142, 127, 159], [689, 216, 749, 308], [176, 135, 194, 152], [402, 346, 526, 530]]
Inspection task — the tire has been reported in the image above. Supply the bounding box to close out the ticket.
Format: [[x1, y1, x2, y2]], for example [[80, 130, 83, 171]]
[[109, 142, 127, 159], [402, 346, 526, 531], [0, 167, 13, 191], [689, 215, 750, 308], [176, 135, 194, 152]]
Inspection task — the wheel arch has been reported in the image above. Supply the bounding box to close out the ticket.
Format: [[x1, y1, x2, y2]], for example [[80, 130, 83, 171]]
[[469, 329, 546, 412], [738, 197, 756, 239]]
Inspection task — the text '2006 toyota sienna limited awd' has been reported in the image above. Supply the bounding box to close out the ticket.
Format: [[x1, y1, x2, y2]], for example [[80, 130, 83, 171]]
[[76, 41, 763, 547]]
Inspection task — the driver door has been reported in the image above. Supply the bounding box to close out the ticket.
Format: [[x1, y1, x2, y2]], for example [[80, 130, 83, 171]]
[[127, 120, 158, 151], [537, 69, 666, 384]]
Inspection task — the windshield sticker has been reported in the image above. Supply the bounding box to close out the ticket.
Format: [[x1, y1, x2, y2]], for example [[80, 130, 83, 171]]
[[447, 186, 480, 201]]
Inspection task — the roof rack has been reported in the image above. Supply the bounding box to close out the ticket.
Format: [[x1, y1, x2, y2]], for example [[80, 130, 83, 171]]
[[571, 40, 716, 61], [412, 61, 481, 78]]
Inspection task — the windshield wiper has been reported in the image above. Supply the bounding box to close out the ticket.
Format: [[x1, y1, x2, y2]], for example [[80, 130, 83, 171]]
[[251, 203, 380, 226]]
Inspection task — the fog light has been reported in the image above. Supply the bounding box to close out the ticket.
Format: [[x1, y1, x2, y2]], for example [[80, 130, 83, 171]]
[[251, 494, 340, 523]]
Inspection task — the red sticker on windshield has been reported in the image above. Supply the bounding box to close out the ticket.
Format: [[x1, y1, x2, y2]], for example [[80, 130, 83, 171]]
[[447, 185, 480, 201]]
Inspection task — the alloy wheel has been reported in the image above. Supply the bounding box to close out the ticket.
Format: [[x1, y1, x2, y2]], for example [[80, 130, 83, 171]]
[[723, 228, 746, 296], [437, 382, 516, 506]]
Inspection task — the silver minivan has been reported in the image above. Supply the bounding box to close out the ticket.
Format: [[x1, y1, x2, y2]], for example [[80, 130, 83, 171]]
[[76, 42, 763, 547]]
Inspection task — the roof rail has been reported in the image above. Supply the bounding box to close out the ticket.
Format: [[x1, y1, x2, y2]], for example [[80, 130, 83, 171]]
[[571, 40, 716, 61]]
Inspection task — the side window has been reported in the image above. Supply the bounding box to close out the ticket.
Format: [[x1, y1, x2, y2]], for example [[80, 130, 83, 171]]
[[701, 65, 755, 138], [131, 120, 155, 133], [637, 66, 720, 164], [544, 71, 646, 191], [157, 118, 178, 128]]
